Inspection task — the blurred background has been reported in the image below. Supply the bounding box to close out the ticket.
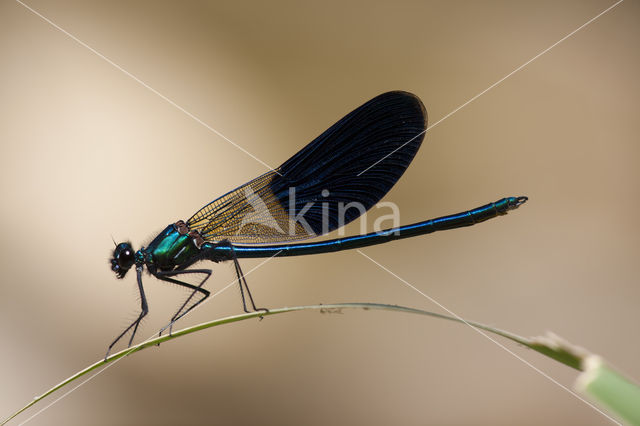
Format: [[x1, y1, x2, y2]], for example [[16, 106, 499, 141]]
[[1, 0, 638, 424]]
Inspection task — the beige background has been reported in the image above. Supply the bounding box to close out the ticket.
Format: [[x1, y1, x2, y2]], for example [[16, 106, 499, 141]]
[[1, 1, 639, 425]]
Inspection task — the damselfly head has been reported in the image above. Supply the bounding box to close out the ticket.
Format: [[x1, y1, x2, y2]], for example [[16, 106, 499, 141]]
[[111, 242, 135, 278]]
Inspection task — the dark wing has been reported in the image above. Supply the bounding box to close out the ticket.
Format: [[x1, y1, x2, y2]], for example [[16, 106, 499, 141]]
[[187, 91, 427, 244]]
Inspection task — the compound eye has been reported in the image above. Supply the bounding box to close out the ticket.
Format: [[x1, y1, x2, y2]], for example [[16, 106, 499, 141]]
[[115, 243, 135, 269], [111, 242, 135, 278]]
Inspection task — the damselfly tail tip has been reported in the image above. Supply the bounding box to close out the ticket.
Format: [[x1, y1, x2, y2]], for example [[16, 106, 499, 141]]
[[514, 196, 528, 207]]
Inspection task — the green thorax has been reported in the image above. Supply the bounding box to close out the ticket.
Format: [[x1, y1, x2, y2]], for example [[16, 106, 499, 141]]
[[145, 223, 201, 271]]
